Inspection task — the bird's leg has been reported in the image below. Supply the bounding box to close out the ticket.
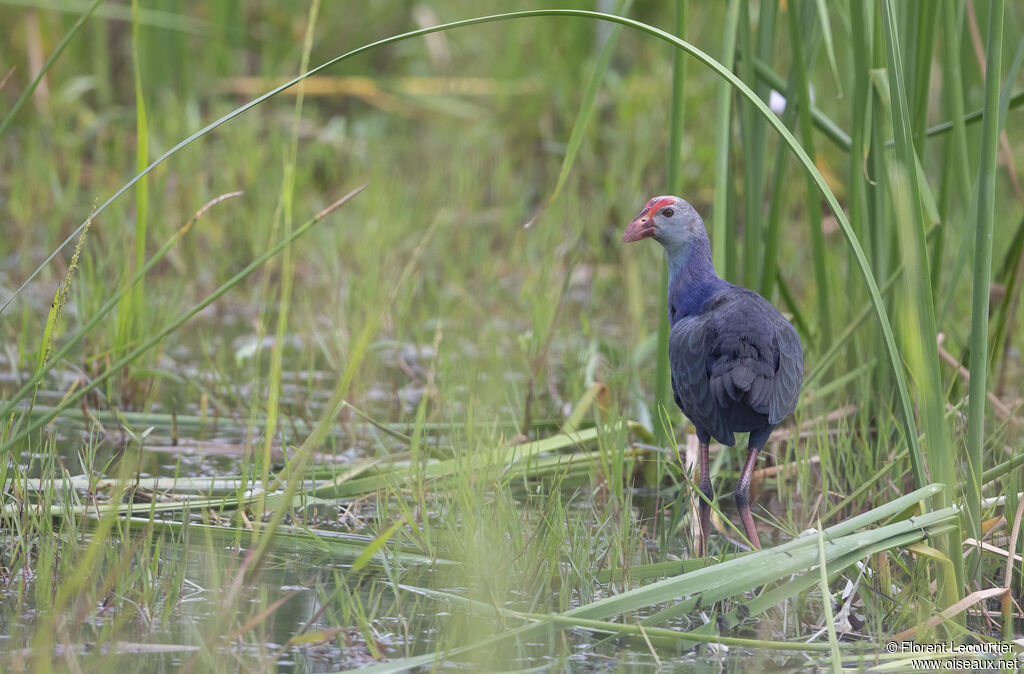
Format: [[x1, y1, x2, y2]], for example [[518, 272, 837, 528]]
[[697, 441, 713, 557], [735, 447, 761, 550]]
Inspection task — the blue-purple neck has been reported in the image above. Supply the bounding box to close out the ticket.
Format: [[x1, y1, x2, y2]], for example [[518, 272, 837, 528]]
[[665, 235, 725, 325]]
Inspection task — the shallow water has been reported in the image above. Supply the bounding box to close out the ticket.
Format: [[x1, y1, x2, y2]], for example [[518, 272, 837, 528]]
[[0, 335, 934, 673]]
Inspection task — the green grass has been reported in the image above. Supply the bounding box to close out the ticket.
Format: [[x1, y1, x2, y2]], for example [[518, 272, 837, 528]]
[[1, 1, 1022, 671]]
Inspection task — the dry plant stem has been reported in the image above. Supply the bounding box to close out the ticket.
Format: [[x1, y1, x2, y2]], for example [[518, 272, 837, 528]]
[[891, 587, 1008, 641], [195, 191, 244, 219], [0, 66, 14, 91], [1003, 495, 1024, 588], [961, 538, 1023, 563], [936, 334, 1018, 424], [1002, 494, 1024, 636], [752, 455, 819, 480]]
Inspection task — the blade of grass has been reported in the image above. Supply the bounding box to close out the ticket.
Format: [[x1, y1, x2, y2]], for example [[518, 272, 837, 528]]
[[3, 0, 220, 35], [712, 523, 958, 632], [933, 0, 972, 291], [879, 0, 953, 505], [655, 0, 685, 445], [350, 516, 407, 573], [0, 0, 103, 138], [1, 10, 926, 525], [523, 0, 630, 228], [886, 164, 962, 616], [317, 424, 612, 499], [402, 583, 849, 652], [811, 0, 841, 95], [259, 0, 322, 502], [816, 523, 842, 673], [0, 220, 92, 489], [0, 193, 242, 429], [908, 0, 938, 153], [738, 0, 778, 289], [612, 507, 959, 627], [737, 0, 758, 287], [364, 492, 953, 674], [0, 187, 365, 456], [937, 36, 1024, 328], [788, 0, 830, 348], [990, 214, 1024, 384], [130, 0, 149, 335], [965, 0, 1005, 582], [743, 45, 1024, 151], [711, 0, 740, 278]]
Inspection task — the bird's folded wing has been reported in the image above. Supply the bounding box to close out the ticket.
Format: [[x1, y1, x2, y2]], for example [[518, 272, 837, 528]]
[[669, 316, 734, 446], [768, 317, 803, 425]]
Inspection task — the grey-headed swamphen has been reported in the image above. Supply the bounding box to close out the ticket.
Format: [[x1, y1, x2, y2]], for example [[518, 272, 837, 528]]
[[622, 196, 803, 556]]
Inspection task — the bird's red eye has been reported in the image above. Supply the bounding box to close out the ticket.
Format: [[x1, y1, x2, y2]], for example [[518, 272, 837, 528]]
[[662, 208, 674, 217]]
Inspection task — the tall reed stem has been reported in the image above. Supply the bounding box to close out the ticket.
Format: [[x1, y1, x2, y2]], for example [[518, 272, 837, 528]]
[[657, 0, 686, 443], [966, 0, 1005, 581]]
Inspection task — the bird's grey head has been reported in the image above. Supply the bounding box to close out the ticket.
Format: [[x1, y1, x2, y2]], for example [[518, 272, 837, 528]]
[[621, 196, 706, 252]]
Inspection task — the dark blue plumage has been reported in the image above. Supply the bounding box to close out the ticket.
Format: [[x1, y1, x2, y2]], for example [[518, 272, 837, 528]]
[[623, 196, 802, 555]]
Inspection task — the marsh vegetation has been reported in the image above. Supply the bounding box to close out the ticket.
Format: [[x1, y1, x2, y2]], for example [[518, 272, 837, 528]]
[[0, 1, 1022, 671]]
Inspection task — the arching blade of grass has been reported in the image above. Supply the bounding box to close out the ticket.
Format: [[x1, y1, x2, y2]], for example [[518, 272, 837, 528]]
[[2, 9, 925, 556], [965, 0, 1005, 582]]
